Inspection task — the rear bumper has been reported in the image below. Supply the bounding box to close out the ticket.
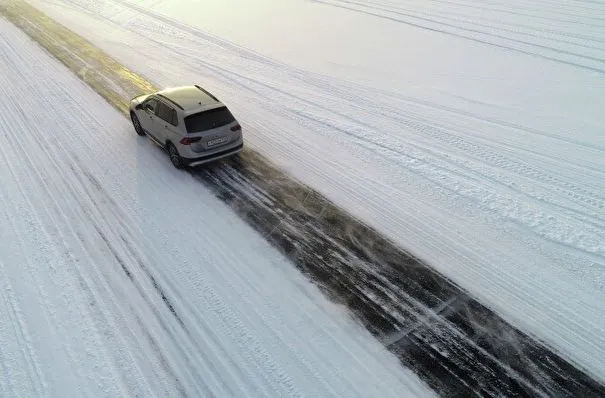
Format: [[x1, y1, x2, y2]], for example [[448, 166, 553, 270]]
[[184, 143, 243, 167]]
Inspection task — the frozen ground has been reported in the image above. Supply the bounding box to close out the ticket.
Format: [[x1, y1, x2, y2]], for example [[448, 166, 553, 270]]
[[0, 16, 435, 397], [28, 0, 605, 382], [4, 2, 601, 395]]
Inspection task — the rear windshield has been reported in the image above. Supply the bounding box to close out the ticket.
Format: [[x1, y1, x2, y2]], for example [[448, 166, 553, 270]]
[[185, 107, 235, 133]]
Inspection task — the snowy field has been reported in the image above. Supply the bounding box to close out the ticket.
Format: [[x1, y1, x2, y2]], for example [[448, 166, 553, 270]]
[[26, 0, 605, 382], [0, 16, 435, 397]]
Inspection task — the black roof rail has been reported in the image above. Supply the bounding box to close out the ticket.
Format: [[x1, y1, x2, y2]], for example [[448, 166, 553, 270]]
[[194, 85, 219, 101], [157, 93, 184, 110]]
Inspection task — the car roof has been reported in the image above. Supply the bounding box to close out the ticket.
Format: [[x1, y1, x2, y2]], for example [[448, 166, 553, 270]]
[[156, 85, 224, 114]]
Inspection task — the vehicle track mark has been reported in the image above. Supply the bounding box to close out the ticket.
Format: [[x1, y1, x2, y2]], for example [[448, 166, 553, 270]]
[[309, 0, 605, 74]]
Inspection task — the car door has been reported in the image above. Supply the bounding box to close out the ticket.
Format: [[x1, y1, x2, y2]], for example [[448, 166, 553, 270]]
[[154, 100, 179, 145], [139, 97, 160, 139]]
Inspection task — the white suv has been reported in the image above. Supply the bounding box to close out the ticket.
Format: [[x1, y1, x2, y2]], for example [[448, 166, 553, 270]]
[[130, 85, 243, 168]]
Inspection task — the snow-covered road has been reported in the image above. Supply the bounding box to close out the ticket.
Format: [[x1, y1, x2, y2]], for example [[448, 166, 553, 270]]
[[0, 16, 434, 397], [26, 0, 605, 383]]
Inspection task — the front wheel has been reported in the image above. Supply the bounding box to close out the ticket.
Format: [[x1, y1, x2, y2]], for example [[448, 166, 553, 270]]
[[167, 143, 184, 169], [131, 112, 145, 136]]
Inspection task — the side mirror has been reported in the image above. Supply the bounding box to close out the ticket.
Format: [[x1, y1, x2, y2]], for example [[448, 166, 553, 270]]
[[135, 103, 143, 110]]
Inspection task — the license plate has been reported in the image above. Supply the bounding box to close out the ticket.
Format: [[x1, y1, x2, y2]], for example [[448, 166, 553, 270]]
[[207, 137, 228, 147]]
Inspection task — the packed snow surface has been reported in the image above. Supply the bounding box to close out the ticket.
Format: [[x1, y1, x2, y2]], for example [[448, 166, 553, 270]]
[[0, 16, 435, 397], [24, 0, 605, 382]]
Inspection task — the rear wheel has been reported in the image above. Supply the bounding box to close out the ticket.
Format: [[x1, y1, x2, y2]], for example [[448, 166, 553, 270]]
[[131, 112, 145, 136], [167, 143, 184, 169]]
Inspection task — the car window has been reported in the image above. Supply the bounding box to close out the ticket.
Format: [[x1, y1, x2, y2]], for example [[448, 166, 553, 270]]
[[143, 97, 158, 113], [184, 107, 235, 133], [156, 101, 178, 126]]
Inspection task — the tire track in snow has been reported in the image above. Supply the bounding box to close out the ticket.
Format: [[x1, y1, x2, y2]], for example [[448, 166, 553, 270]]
[[2, 1, 604, 396], [0, 93, 154, 398], [0, 262, 47, 397], [379, 0, 605, 27], [57, 114, 310, 395], [29, 108, 199, 397], [279, 107, 605, 259], [68, 159, 271, 398], [309, 0, 605, 74], [0, 76, 109, 397], [320, 0, 605, 57], [356, 0, 605, 49], [0, 20, 193, 397], [0, 172, 88, 397]]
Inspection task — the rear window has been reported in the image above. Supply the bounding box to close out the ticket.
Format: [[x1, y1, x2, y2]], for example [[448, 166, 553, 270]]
[[185, 107, 235, 133]]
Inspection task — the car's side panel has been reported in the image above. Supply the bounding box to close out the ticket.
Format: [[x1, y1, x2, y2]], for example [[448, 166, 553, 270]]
[[139, 97, 161, 140], [154, 99, 181, 146], [162, 122, 183, 148]]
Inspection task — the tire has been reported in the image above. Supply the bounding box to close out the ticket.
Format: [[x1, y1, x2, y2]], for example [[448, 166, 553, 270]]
[[131, 112, 146, 136], [167, 143, 184, 169]]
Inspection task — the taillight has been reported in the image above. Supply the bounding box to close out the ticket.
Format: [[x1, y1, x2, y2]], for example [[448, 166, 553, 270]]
[[230, 124, 241, 132], [180, 137, 201, 145]]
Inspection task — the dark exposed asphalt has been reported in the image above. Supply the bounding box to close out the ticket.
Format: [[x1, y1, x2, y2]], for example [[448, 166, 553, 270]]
[[193, 156, 605, 398]]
